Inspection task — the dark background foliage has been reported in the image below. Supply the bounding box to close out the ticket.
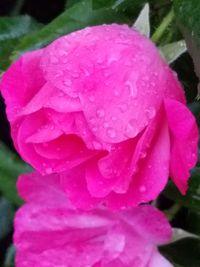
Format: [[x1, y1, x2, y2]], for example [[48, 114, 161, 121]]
[[0, 1, 199, 266]]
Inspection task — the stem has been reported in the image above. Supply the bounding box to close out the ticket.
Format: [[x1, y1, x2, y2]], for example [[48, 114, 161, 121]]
[[165, 203, 181, 221], [10, 0, 25, 16], [151, 8, 175, 44]]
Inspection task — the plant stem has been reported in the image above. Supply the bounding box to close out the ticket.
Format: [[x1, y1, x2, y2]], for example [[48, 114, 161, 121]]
[[165, 203, 181, 221], [151, 8, 175, 44]]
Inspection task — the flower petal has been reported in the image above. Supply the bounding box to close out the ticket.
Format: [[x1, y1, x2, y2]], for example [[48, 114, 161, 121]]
[[1, 50, 45, 121], [164, 99, 199, 194]]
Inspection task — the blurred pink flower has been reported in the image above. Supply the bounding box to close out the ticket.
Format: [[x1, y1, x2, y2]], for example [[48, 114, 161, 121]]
[[1, 24, 198, 209], [15, 171, 173, 267]]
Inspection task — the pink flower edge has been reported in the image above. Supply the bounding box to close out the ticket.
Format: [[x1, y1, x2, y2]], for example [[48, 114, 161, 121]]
[[14, 171, 173, 267]]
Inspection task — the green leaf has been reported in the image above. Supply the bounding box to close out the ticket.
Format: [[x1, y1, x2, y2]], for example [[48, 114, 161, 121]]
[[163, 167, 200, 212], [133, 3, 150, 38], [186, 211, 200, 236], [12, 0, 130, 60], [4, 245, 15, 267], [0, 143, 31, 206], [160, 238, 200, 267], [0, 198, 14, 240], [65, 0, 82, 8], [0, 15, 41, 70], [159, 40, 187, 64], [111, 0, 147, 15], [0, 15, 39, 41], [174, 0, 200, 84], [92, 0, 115, 9]]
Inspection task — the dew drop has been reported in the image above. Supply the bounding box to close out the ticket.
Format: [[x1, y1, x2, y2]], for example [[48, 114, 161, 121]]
[[117, 103, 128, 113], [96, 108, 105, 118], [63, 79, 72, 87], [125, 119, 138, 138], [140, 152, 147, 159], [103, 122, 109, 128], [45, 167, 53, 174], [92, 141, 102, 150], [107, 128, 116, 139], [145, 107, 156, 119], [92, 127, 97, 132], [111, 116, 117, 121], [125, 81, 137, 98], [114, 90, 120, 96], [139, 186, 146, 193], [89, 117, 96, 124], [88, 95, 95, 102]]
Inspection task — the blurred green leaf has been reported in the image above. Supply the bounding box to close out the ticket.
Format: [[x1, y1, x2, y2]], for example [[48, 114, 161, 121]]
[[133, 3, 150, 37], [0, 198, 14, 240], [160, 238, 200, 267], [0, 143, 31, 206], [65, 0, 82, 8], [0, 16, 39, 41], [92, 0, 115, 9], [0, 15, 41, 70], [186, 211, 200, 236], [4, 245, 15, 267], [12, 0, 130, 60], [164, 167, 200, 212], [159, 40, 187, 64], [174, 0, 200, 85]]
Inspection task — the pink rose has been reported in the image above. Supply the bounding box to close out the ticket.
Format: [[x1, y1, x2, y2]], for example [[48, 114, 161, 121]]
[[15, 171, 173, 267], [1, 24, 198, 209]]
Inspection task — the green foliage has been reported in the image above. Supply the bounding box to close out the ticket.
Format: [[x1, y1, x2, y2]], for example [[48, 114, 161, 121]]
[[0, 16, 41, 70], [0, 198, 14, 240], [164, 168, 200, 212], [0, 143, 31, 206], [160, 238, 200, 267], [4, 245, 15, 267], [174, 0, 200, 83], [12, 0, 130, 60]]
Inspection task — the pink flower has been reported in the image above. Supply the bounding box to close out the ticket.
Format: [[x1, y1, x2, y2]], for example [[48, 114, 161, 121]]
[[1, 24, 198, 209], [15, 171, 173, 267]]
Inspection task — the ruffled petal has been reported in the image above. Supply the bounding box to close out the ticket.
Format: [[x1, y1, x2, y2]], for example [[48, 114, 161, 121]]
[[107, 113, 170, 209], [1, 49, 45, 121], [15, 172, 172, 267], [41, 24, 170, 143], [147, 250, 173, 267], [164, 99, 199, 194], [17, 111, 97, 175]]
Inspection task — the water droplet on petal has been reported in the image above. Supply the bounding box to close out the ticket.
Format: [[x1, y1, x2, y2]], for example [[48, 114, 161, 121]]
[[125, 81, 137, 98], [107, 128, 116, 139], [111, 116, 117, 121], [140, 152, 147, 159], [92, 127, 97, 132], [145, 107, 156, 119], [92, 141, 102, 150], [114, 90, 120, 96], [63, 79, 72, 87], [117, 103, 128, 113], [103, 122, 109, 128], [88, 95, 95, 102], [125, 119, 138, 138], [139, 186, 146, 193], [45, 167, 53, 174], [96, 108, 105, 118]]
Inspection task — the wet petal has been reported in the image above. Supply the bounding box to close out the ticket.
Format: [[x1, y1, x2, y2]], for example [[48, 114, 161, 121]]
[[164, 99, 199, 194], [1, 49, 45, 121]]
